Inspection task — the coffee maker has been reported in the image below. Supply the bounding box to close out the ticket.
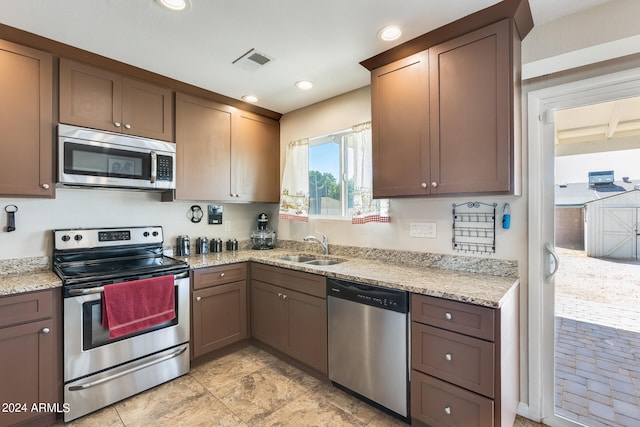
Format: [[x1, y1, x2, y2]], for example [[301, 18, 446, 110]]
[[251, 213, 276, 250]]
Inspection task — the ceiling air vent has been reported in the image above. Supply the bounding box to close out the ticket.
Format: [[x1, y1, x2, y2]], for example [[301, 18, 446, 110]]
[[232, 48, 274, 72]]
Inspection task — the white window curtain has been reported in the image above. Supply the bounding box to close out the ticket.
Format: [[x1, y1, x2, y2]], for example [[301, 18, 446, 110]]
[[279, 138, 310, 222], [351, 121, 390, 224]]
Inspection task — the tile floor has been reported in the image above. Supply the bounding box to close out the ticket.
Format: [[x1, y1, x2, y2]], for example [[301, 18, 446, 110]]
[[55, 344, 544, 426]]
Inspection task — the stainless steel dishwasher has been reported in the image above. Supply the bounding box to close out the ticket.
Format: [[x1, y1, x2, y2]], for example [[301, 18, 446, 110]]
[[327, 278, 409, 418]]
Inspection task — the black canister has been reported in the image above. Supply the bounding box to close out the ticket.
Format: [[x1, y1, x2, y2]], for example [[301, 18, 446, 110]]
[[226, 239, 238, 251], [211, 238, 223, 253], [177, 235, 190, 256], [196, 237, 209, 254]]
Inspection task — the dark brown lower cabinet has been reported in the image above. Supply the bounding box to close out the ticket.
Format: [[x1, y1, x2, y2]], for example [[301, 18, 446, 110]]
[[191, 264, 248, 359], [411, 283, 519, 427], [0, 289, 61, 427], [250, 263, 327, 374]]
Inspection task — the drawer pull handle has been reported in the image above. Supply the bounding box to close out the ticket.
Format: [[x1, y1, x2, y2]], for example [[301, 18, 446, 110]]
[[445, 312, 452, 320], [41, 328, 50, 334], [444, 406, 451, 415], [220, 272, 225, 277], [445, 353, 452, 361]]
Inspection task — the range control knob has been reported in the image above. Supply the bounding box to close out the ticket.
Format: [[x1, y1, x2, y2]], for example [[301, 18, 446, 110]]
[[152, 231, 159, 237], [74, 234, 83, 242], [143, 231, 150, 237], [61, 235, 71, 242]]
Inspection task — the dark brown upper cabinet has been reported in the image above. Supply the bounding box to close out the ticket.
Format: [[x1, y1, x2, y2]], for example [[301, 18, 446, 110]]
[[59, 59, 174, 142], [0, 39, 54, 198], [370, 19, 520, 198]]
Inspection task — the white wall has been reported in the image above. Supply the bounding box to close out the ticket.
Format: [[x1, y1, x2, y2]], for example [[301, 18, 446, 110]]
[[0, 189, 278, 260]]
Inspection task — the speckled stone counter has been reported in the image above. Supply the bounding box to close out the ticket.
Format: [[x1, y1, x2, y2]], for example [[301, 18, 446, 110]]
[[0, 257, 61, 296], [180, 242, 519, 309], [0, 243, 518, 307]]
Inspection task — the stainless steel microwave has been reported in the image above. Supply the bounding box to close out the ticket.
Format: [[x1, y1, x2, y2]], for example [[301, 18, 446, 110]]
[[58, 124, 176, 190]]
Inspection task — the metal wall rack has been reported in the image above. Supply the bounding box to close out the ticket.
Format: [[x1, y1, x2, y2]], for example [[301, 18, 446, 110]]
[[452, 202, 497, 254]]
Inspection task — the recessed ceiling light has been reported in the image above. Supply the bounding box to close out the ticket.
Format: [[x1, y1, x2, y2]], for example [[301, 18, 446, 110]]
[[378, 25, 402, 41], [242, 95, 259, 103], [155, 0, 191, 12], [295, 80, 314, 90]]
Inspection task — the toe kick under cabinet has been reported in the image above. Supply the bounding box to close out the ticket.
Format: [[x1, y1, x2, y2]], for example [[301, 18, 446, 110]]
[[410, 285, 519, 427]]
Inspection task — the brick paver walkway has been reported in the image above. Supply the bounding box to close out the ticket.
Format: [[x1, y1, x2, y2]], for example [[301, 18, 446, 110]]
[[555, 315, 640, 426]]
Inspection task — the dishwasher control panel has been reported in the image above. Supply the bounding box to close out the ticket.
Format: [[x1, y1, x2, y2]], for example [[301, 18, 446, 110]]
[[327, 279, 408, 313]]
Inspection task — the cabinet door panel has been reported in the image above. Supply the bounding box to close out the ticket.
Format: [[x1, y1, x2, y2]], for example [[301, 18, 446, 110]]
[[232, 112, 279, 202], [59, 59, 122, 133], [250, 280, 286, 350], [0, 319, 54, 426], [122, 78, 173, 141], [372, 51, 430, 197], [0, 40, 53, 197], [412, 323, 495, 398], [175, 93, 232, 201], [411, 370, 494, 427], [429, 19, 511, 194], [192, 281, 247, 358], [285, 289, 327, 374]]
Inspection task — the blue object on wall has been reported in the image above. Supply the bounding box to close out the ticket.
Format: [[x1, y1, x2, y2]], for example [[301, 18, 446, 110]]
[[502, 203, 511, 229]]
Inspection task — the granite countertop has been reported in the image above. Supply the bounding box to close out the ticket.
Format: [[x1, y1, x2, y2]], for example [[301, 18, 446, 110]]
[[0, 269, 62, 296], [0, 247, 518, 308], [181, 248, 519, 308]]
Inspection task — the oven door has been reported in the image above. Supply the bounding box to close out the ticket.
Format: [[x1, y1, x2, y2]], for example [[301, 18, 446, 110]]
[[63, 274, 189, 382]]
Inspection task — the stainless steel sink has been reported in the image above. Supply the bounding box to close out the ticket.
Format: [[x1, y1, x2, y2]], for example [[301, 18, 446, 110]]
[[304, 259, 344, 266], [277, 255, 318, 263], [277, 254, 345, 266]]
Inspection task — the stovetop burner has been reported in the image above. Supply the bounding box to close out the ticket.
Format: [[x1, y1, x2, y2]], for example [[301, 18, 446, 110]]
[[52, 226, 189, 287]]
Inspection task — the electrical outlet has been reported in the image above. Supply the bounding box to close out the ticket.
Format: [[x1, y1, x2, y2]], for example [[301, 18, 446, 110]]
[[409, 222, 437, 238], [224, 221, 231, 232]]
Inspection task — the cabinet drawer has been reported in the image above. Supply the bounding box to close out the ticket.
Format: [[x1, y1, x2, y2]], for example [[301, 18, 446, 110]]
[[412, 294, 495, 341], [0, 290, 53, 328], [193, 263, 247, 290], [412, 323, 494, 398], [411, 370, 494, 427], [250, 263, 326, 298]]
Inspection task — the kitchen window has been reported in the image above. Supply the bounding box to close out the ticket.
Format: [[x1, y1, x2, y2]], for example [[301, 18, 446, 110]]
[[308, 129, 354, 218]]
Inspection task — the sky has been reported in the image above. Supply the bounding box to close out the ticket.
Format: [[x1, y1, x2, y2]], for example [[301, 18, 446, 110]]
[[555, 148, 640, 183]]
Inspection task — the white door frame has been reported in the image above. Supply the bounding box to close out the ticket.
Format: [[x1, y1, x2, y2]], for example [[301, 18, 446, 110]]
[[527, 67, 640, 426]]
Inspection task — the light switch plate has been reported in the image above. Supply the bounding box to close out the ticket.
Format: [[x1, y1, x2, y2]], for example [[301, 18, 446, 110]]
[[409, 222, 437, 238]]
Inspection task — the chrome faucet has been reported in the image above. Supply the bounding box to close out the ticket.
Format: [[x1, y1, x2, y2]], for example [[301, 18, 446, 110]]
[[303, 232, 329, 255]]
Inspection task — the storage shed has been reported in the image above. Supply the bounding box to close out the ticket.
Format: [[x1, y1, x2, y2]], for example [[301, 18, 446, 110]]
[[585, 189, 640, 260]]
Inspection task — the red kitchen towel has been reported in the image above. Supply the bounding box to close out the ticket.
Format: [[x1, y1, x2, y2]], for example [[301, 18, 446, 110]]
[[102, 275, 175, 339]]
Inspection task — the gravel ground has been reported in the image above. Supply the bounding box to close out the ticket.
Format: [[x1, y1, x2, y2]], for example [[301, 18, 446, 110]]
[[555, 247, 640, 331]]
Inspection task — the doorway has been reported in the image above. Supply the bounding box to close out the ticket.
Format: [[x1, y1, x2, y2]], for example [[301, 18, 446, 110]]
[[528, 67, 640, 427]]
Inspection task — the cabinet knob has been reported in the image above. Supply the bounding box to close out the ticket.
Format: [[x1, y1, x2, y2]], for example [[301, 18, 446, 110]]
[[445, 312, 452, 320], [220, 272, 225, 278], [431, 182, 438, 188], [421, 182, 427, 189], [114, 122, 121, 127], [445, 353, 452, 361], [282, 294, 288, 300], [278, 292, 283, 298], [196, 296, 202, 302], [444, 406, 452, 415], [124, 124, 131, 129], [41, 183, 50, 190], [41, 328, 50, 334]]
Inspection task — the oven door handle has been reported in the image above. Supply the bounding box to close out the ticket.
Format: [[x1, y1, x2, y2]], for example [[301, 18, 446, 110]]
[[68, 344, 188, 391], [68, 287, 104, 296]]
